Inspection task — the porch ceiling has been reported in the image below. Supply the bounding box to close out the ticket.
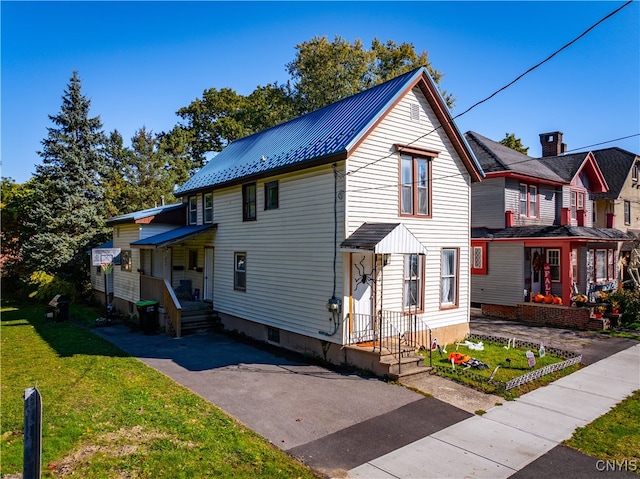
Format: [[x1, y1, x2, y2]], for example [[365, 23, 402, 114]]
[[340, 222, 428, 255], [130, 224, 217, 249]]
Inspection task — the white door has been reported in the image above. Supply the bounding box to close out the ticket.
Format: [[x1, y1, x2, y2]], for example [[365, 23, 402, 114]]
[[350, 253, 374, 341], [204, 247, 214, 302], [530, 248, 543, 296]]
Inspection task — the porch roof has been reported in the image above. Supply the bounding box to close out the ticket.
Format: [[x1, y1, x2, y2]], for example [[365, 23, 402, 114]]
[[130, 224, 217, 249], [340, 223, 428, 255], [472, 225, 635, 241]]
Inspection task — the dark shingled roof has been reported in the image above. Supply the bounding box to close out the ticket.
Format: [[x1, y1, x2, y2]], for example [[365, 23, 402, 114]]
[[537, 152, 590, 182], [472, 225, 635, 240], [591, 147, 639, 199], [340, 223, 401, 249], [464, 131, 564, 182]]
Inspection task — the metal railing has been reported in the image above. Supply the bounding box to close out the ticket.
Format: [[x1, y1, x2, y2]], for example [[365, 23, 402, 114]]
[[347, 310, 432, 372], [139, 276, 182, 337]]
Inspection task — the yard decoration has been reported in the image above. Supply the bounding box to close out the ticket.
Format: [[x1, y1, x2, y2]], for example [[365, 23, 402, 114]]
[[553, 296, 562, 305], [543, 294, 554, 304], [526, 350, 536, 368], [534, 294, 545, 303], [539, 343, 545, 358]]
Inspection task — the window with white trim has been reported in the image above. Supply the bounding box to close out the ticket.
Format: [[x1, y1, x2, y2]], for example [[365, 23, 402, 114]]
[[633, 162, 639, 182], [188, 196, 197, 225], [441, 248, 459, 307], [570, 190, 585, 220], [403, 254, 424, 310], [204, 193, 213, 223], [546, 249, 560, 281], [595, 249, 607, 281]]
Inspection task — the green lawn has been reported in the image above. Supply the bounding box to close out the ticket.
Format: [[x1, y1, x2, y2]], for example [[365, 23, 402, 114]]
[[425, 339, 581, 399], [1, 302, 320, 478]]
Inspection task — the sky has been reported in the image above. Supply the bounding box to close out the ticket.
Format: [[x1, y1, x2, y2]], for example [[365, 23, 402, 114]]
[[2, 1, 639, 184]]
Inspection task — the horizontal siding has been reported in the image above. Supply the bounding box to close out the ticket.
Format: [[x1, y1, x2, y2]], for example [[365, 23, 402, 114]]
[[471, 242, 524, 306], [471, 177, 505, 228], [211, 164, 346, 342], [346, 88, 471, 329], [506, 179, 558, 226], [113, 225, 141, 303]]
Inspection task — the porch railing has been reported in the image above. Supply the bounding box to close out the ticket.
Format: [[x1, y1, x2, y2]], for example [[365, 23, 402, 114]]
[[347, 310, 432, 372], [139, 276, 182, 337]]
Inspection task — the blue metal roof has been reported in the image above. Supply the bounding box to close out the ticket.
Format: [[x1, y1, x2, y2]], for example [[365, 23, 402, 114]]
[[106, 203, 185, 225], [130, 224, 217, 249], [176, 68, 435, 194]]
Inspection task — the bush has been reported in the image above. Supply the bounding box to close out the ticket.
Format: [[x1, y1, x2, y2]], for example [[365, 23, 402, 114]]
[[27, 271, 77, 302], [609, 289, 640, 328]]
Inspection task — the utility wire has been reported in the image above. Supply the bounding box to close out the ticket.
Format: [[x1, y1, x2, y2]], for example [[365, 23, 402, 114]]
[[346, 0, 634, 178]]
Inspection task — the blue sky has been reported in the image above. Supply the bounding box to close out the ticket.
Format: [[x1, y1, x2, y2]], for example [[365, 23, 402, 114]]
[[2, 1, 639, 183]]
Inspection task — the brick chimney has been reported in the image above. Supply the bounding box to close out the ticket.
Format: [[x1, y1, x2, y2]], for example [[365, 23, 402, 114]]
[[539, 131, 567, 157]]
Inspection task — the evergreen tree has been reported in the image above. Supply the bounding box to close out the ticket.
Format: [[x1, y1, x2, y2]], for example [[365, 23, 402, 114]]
[[499, 133, 529, 155], [23, 71, 109, 283]]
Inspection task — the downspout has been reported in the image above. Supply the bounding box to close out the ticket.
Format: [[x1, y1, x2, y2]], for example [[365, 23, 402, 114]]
[[320, 163, 341, 336]]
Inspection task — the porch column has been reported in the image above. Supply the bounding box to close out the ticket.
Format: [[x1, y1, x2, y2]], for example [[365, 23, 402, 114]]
[[561, 245, 573, 305]]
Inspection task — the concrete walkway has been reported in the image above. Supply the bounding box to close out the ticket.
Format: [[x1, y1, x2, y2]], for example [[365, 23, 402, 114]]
[[347, 343, 640, 478]]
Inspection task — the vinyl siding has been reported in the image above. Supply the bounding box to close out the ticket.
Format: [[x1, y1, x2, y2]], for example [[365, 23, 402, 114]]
[[113, 225, 142, 303], [345, 87, 472, 329], [167, 231, 216, 293], [471, 242, 524, 306], [211, 163, 346, 342], [471, 177, 505, 228], [505, 179, 558, 226]]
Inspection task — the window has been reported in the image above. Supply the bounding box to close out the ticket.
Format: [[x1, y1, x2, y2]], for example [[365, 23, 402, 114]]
[[519, 184, 538, 217], [242, 183, 256, 221], [403, 254, 424, 310], [400, 154, 431, 217], [625, 200, 631, 225], [188, 196, 198, 225], [471, 244, 487, 275], [264, 181, 279, 210], [633, 162, 639, 182], [441, 249, 458, 307], [189, 250, 198, 270], [234, 253, 246, 291], [572, 248, 578, 283], [595, 249, 607, 281], [121, 250, 132, 272], [204, 193, 213, 223], [546, 249, 560, 282], [570, 190, 585, 220]]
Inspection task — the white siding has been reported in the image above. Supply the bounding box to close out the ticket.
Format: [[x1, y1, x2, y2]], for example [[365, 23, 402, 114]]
[[211, 164, 346, 342], [113, 225, 142, 303], [345, 87, 472, 330]]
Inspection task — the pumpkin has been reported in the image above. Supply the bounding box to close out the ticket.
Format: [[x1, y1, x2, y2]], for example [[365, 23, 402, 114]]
[[534, 294, 545, 303], [553, 296, 562, 305], [544, 294, 554, 304]]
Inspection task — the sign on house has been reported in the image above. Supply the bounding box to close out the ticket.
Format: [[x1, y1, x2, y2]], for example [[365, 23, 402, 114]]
[[92, 248, 121, 266], [543, 263, 552, 295]]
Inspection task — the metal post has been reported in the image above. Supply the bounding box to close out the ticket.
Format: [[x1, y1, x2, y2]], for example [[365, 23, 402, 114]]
[[23, 387, 42, 479]]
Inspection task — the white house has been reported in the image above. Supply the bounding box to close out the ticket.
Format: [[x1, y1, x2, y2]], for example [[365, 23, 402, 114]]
[[104, 68, 484, 375]]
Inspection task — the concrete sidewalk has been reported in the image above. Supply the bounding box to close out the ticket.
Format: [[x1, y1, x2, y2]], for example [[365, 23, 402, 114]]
[[346, 343, 640, 478]]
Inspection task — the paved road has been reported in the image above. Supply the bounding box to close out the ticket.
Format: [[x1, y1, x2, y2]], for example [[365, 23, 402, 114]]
[[91, 317, 639, 478]]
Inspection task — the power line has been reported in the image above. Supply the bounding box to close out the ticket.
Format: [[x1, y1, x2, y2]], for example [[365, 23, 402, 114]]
[[346, 0, 634, 178], [564, 133, 640, 154]]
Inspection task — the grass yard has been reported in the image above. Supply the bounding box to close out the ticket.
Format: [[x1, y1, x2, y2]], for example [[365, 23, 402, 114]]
[[426, 339, 581, 399], [0, 301, 320, 478], [566, 389, 640, 472]]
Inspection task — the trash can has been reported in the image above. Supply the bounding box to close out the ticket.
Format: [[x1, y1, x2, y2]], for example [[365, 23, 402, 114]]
[[47, 294, 71, 322], [136, 300, 159, 334]]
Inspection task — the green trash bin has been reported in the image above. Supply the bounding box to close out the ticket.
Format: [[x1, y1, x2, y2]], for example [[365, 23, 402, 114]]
[[136, 300, 159, 334]]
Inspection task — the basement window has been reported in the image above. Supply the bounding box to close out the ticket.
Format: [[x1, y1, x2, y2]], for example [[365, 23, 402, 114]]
[[267, 327, 280, 343]]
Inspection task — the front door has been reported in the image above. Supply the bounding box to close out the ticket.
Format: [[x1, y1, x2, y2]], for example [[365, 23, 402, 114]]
[[204, 247, 214, 302], [530, 248, 543, 296], [350, 253, 375, 341]]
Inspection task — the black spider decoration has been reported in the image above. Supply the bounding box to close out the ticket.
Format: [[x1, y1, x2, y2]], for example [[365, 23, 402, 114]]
[[354, 257, 375, 290]]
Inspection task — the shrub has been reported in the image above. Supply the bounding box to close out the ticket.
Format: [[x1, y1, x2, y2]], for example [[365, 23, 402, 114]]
[[609, 289, 640, 328], [27, 270, 76, 302]]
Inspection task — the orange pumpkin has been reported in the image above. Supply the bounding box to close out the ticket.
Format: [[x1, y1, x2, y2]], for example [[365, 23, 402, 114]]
[[534, 294, 545, 303], [553, 296, 563, 305], [544, 294, 554, 304]]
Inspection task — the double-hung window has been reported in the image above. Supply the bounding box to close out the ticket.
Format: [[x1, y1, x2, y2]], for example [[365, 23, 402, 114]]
[[400, 154, 431, 217], [441, 248, 459, 307], [519, 184, 538, 217], [570, 190, 585, 220], [403, 254, 424, 311], [188, 196, 198, 225], [242, 183, 257, 221], [546, 249, 560, 281], [264, 181, 279, 210], [204, 193, 213, 223], [625, 200, 631, 225], [234, 253, 246, 291]]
